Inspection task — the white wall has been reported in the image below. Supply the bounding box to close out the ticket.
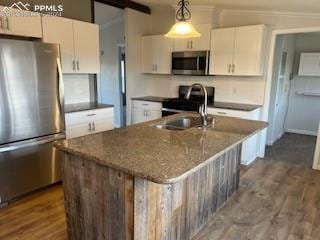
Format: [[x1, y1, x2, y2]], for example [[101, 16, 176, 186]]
[[285, 33, 320, 135], [63, 74, 92, 104], [97, 17, 125, 127], [125, 8, 154, 125]]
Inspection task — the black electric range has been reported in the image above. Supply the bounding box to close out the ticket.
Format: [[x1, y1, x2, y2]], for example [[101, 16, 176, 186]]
[[162, 85, 215, 116]]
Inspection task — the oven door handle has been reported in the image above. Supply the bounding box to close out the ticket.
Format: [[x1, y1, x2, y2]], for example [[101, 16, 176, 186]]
[[162, 108, 186, 113]]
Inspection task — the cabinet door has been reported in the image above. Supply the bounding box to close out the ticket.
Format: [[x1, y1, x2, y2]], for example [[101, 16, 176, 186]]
[[298, 53, 320, 76], [190, 24, 212, 51], [233, 25, 266, 76], [173, 38, 190, 52], [141, 36, 156, 73], [132, 107, 146, 124], [174, 24, 212, 51], [42, 16, 75, 73], [66, 122, 91, 139], [92, 118, 114, 133], [155, 36, 172, 74], [73, 20, 100, 74], [0, 7, 5, 35], [146, 110, 162, 121], [209, 28, 235, 75], [1, 8, 42, 38]]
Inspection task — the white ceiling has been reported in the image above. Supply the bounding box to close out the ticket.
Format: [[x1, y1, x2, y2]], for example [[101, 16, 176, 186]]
[[136, 0, 320, 13], [94, 2, 124, 25]]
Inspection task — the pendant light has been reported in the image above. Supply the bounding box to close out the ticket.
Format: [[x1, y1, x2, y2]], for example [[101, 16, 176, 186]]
[[165, 0, 201, 39]]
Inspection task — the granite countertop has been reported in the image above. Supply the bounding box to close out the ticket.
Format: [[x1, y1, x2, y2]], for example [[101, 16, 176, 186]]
[[210, 101, 262, 111], [55, 113, 267, 184], [131, 96, 170, 103], [65, 102, 114, 113], [131, 96, 261, 111]]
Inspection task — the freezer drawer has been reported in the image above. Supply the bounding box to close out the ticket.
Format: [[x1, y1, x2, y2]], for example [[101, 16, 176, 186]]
[[0, 141, 62, 204]]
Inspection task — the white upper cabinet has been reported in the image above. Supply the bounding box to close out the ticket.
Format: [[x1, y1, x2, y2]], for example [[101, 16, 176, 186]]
[[42, 16, 74, 73], [0, 6, 42, 38], [298, 53, 320, 76], [174, 24, 212, 52], [210, 25, 267, 76], [141, 35, 172, 74], [209, 27, 235, 75], [42, 16, 100, 74], [73, 20, 100, 74]]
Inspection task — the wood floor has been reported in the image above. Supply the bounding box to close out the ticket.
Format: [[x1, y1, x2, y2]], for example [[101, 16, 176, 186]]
[[0, 186, 67, 240], [1, 135, 319, 239]]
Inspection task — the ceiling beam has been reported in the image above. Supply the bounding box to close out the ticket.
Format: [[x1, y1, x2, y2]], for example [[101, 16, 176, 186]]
[[94, 0, 151, 14]]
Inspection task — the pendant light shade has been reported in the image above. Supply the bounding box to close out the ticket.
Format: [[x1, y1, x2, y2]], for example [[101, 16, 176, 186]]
[[165, 0, 201, 39], [165, 21, 201, 38]]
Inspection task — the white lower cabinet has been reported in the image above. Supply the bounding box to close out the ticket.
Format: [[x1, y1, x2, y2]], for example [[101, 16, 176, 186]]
[[131, 100, 162, 124], [65, 108, 114, 139], [208, 107, 261, 165]]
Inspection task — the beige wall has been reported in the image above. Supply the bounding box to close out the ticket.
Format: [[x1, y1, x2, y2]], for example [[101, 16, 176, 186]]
[[1, 0, 92, 22]]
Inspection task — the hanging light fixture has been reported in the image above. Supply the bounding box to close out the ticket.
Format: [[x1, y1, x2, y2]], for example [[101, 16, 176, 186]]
[[165, 0, 201, 39]]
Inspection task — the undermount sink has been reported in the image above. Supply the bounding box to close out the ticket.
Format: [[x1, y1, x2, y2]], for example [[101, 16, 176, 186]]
[[153, 116, 204, 131]]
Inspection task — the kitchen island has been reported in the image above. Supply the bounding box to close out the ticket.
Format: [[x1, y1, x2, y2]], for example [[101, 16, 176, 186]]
[[55, 113, 267, 240]]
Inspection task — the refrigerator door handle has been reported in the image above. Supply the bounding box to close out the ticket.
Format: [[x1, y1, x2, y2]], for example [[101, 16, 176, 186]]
[[0, 134, 65, 153], [56, 57, 65, 125]]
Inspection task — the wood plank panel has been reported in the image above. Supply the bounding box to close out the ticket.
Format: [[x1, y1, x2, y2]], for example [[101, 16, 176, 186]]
[[61, 153, 134, 240], [134, 144, 242, 240]]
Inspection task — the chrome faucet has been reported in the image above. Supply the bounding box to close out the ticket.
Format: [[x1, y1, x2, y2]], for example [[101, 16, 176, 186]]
[[185, 83, 210, 126]]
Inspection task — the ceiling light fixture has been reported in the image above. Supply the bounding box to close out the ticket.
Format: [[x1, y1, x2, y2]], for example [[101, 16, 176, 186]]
[[165, 0, 201, 39]]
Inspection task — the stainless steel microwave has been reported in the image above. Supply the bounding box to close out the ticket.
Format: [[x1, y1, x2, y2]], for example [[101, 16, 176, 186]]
[[172, 51, 210, 76]]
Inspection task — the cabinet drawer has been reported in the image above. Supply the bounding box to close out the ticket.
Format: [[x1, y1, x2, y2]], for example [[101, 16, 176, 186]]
[[132, 100, 162, 111], [65, 108, 114, 126], [66, 118, 114, 139], [208, 108, 260, 120]]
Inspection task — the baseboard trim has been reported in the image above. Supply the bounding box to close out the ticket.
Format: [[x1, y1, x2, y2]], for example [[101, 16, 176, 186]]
[[286, 129, 317, 136]]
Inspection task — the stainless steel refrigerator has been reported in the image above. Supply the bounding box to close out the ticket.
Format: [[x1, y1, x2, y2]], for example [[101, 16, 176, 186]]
[[0, 39, 65, 204]]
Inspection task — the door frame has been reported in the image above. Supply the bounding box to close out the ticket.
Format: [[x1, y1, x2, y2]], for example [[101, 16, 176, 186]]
[[313, 122, 320, 170], [260, 26, 320, 160]]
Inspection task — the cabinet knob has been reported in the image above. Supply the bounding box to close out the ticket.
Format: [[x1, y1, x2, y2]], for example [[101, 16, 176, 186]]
[[77, 61, 80, 71], [92, 122, 95, 131], [88, 122, 92, 131], [228, 64, 231, 73], [72, 61, 76, 71], [232, 64, 235, 73]]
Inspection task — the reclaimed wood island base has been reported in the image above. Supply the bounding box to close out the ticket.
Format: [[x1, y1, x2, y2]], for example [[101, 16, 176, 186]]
[[56, 113, 267, 240], [62, 145, 241, 240]]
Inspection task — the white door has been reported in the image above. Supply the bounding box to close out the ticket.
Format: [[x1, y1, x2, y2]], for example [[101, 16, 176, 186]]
[[4, 8, 42, 38], [42, 16, 75, 73], [209, 27, 235, 75], [73, 20, 100, 73], [141, 36, 156, 73], [233, 25, 265, 76], [132, 107, 146, 124], [313, 122, 320, 170], [155, 36, 172, 74], [190, 24, 212, 51]]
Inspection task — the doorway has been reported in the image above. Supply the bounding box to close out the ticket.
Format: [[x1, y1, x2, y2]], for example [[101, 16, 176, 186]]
[[267, 32, 320, 168], [94, 1, 126, 128]]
